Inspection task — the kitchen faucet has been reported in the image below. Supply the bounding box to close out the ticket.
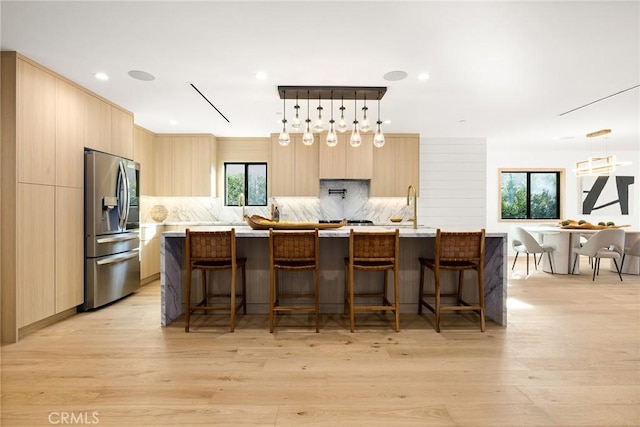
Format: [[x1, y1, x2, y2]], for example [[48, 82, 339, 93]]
[[238, 193, 245, 219], [407, 185, 417, 229]]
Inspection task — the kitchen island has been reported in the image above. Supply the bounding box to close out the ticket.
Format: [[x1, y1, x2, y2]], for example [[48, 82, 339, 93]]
[[160, 226, 508, 327]]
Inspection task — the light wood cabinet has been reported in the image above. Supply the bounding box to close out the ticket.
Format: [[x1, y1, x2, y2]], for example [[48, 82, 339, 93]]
[[154, 134, 214, 196], [55, 79, 85, 188], [17, 183, 55, 327], [319, 133, 373, 179], [140, 224, 163, 281], [371, 133, 420, 196], [84, 91, 111, 153], [55, 186, 84, 312], [111, 106, 134, 159], [133, 125, 156, 196], [17, 59, 56, 186], [270, 134, 319, 196]]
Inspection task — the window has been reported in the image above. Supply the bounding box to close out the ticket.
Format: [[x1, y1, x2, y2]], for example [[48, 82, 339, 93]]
[[500, 170, 562, 220], [225, 163, 267, 206]]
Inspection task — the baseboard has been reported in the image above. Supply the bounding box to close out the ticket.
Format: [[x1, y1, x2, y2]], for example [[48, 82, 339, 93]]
[[141, 273, 160, 285], [17, 307, 77, 340]]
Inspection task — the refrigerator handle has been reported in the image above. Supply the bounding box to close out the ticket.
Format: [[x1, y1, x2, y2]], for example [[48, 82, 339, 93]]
[[117, 161, 129, 230]]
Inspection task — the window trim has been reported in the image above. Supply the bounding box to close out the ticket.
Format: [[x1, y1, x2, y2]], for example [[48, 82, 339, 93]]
[[224, 162, 268, 207], [498, 168, 565, 222]]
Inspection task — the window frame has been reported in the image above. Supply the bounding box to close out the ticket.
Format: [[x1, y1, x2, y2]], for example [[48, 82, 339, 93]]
[[224, 162, 268, 207], [498, 168, 565, 222]]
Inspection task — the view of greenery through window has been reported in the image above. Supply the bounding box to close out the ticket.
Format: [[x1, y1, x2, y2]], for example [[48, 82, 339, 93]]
[[501, 171, 560, 219], [225, 163, 267, 206]]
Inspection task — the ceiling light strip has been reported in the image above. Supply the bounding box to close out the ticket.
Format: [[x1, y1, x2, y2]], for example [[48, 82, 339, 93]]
[[189, 83, 230, 123], [558, 84, 640, 116]]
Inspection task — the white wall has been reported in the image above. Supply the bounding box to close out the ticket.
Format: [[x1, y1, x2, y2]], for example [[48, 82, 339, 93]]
[[486, 143, 639, 239], [419, 137, 487, 230]]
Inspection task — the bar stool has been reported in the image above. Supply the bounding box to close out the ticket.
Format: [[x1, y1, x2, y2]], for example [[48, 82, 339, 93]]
[[418, 228, 486, 332], [269, 229, 320, 333], [185, 228, 247, 332], [344, 229, 400, 332]]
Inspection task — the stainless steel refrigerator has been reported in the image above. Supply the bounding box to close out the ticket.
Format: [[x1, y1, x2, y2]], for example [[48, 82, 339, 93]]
[[82, 149, 140, 311]]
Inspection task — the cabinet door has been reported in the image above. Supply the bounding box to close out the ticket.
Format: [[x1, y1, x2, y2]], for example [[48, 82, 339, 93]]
[[270, 133, 295, 196], [346, 132, 373, 179], [111, 106, 134, 159], [17, 183, 55, 327], [17, 59, 56, 185], [190, 135, 213, 197], [55, 79, 86, 188], [371, 134, 419, 196], [55, 186, 84, 312], [294, 137, 319, 196], [154, 136, 173, 196], [319, 133, 346, 179], [170, 136, 191, 196], [84, 92, 112, 154], [134, 126, 155, 196]]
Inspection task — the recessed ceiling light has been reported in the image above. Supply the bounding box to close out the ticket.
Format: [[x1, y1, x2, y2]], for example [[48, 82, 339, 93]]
[[94, 72, 109, 81], [418, 72, 430, 80], [256, 71, 267, 80], [128, 70, 155, 81], [383, 71, 408, 81]]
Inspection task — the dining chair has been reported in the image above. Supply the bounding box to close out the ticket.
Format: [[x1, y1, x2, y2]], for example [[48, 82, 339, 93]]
[[511, 226, 556, 275], [571, 228, 625, 281], [184, 228, 247, 332], [620, 238, 640, 272]]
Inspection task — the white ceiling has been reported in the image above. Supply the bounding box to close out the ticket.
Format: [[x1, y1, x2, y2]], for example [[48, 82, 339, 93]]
[[2, 1, 639, 150]]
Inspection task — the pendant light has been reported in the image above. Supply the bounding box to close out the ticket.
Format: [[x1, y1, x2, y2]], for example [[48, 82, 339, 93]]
[[359, 95, 371, 133], [337, 96, 348, 133], [278, 91, 290, 146], [291, 92, 302, 130], [373, 91, 385, 148], [326, 92, 338, 147], [350, 92, 361, 147], [302, 93, 314, 145], [313, 95, 325, 133]]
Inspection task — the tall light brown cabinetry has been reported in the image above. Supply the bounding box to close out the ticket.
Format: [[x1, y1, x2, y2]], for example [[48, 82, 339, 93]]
[[153, 134, 215, 197], [270, 134, 319, 196], [1, 52, 134, 343], [371, 133, 420, 196]]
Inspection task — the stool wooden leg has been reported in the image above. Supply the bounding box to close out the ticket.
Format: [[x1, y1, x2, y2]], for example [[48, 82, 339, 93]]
[[349, 266, 355, 333], [478, 268, 486, 332], [393, 266, 400, 332], [457, 270, 464, 306], [230, 265, 236, 333], [185, 267, 192, 333], [434, 271, 441, 333], [418, 262, 425, 314], [382, 269, 388, 315], [314, 266, 320, 333], [241, 263, 247, 314], [269, 267, 275, 333], [343, 261, 349, 316]]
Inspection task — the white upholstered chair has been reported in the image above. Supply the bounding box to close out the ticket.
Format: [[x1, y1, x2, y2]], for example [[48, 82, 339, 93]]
[[571, 228, 625, 281], [511, 227, 556, 275]]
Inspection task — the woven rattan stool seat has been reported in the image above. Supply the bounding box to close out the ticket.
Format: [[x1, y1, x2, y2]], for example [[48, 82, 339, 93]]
[[344, 229, 400, 332], [269, 229, 320, 332], [185, 228, 247, 332], [418, 228, 486, 332]]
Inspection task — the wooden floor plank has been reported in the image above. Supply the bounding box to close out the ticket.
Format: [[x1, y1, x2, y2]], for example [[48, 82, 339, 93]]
[[1, 256, 638, 426]]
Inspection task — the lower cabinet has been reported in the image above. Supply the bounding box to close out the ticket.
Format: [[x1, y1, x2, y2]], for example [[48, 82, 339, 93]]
[[140, 224, 164, 281]]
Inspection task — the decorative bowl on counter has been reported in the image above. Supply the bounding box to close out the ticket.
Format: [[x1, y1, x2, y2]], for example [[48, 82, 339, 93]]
[[150, 205, 168, 222], [390, 217, 403, 223], [246, 215, 346, 230]]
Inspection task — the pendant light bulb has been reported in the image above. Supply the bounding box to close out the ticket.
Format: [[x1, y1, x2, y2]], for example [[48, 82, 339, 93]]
[[291, 103, 302, 130], [360, 97, 371, 133], [302, 119, 314, 146], [313, 97, 325, 133], [350, 122, 361, 147], [278, 92, 290, 146], [337, 97, 348, 133], [326, 120, 338, 147], [302, 93, 314, 145], [373, 121, 385, 148]]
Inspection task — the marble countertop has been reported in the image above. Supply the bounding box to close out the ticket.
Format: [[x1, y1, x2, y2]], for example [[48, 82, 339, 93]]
[[161, 225, 506, 238]]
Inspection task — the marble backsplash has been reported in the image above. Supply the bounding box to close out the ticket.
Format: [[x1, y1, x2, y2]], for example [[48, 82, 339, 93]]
[[141, 180, 411, 224]]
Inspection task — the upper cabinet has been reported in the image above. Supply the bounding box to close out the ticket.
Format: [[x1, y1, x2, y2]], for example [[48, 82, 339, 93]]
[[133, 125, 156, 196], [110, 106, 134, 160], [319, 133, 373, 179], [55, 79, 85, 188], [371, 133, 420, 197], [84, 91, 111, 154], [17, 59, 56, 186], [270, 134, 319, 196], [153, 134, 215, 197]]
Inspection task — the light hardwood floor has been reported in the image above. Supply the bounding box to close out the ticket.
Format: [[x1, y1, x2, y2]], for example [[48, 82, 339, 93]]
[[1, 257, 639, 426]]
